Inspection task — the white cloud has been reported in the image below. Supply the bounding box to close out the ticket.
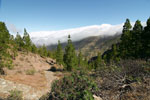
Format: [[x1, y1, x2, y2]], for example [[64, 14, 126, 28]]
[[5, 21, 146, 46], [30, 23, 124, 46]]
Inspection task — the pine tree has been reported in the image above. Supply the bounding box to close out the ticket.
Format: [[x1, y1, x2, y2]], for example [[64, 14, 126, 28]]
[[51, 50, 57, 59], [102, 18, 150, 61], [43, 45, 48, 57], [56, 40, 64, 65], [23, 28, 32, 51], [94, 52, 103, 69], [120, 19, 132, 58], [31, 44, 37, 53], [102, 44, 120, 63], [131, 20, 143, 58], [78, 51, 84, 67], [38, 47, 43, 56], [64, 35, 77, 71], [83, 57, 89, 69], [102, 49, 112, 63], [47, 50, 52, 58], [142, 17, 150, 59], [10, 35, 18, 59], [0, 22, 11, 70], [15, 32, 24, 50], [111, 44, 120, 62], [39, 45, 48, 57]]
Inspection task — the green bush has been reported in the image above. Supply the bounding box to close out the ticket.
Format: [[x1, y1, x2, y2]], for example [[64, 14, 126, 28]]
[[7, 90, 23, 100], [49, 70, 98, 100]]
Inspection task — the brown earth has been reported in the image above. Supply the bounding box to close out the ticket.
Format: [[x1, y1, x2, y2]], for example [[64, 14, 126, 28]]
[[0, 51, 63, 100]]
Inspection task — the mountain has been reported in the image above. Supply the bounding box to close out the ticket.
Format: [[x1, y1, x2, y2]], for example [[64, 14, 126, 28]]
[[47, 34, 121, 58], [30, 24, 123, 58]]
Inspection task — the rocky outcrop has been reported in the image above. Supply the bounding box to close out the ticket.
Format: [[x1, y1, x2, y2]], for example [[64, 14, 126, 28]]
[[0, 78, 44, 100], [0, 70, 60, 100], [0, 51, 63, 99]]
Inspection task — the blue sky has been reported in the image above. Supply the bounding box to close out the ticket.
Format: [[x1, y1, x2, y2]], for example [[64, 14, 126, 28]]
[[0, 0, 150, 33]]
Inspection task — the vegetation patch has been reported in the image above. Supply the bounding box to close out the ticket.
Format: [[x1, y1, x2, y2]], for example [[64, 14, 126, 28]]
[[6, 90, 23, 100], [93, 60, 150, 100], [48, 70, 99, 100], [25, 68, 36, 75]]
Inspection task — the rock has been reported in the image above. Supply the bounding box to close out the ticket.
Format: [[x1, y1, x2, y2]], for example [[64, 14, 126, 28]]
[[46, 59, 56, 65], [93, 95, 103, 100], [50, 64, 63, 72]]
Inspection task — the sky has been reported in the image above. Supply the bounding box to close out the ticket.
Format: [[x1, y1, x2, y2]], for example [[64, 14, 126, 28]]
[[0, 0, 150, 33]]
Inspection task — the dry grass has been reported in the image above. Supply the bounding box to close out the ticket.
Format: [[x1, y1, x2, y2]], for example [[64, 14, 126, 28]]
[[17, 70, 22, 74], [1, 51, 57, 90], [4, 74, 48, 89]]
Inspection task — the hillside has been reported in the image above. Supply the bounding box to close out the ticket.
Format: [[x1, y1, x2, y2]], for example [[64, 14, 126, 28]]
[[0, 51, 62, 100], [47, 34, 121, 58]]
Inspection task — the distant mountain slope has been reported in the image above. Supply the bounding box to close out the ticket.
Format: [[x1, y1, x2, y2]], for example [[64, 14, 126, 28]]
[[47, 34, 121, 58]]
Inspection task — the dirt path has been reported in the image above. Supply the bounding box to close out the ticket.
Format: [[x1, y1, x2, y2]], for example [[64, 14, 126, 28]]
[[44, 71, 58, 92], [0, 70, 59, 100]]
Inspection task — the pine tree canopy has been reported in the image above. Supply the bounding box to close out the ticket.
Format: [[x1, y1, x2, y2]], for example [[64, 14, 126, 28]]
[[23, 28, 32, 51], [64, 35, 77, 71], [0, 22, 11, 68], [102, 17, 150, 61], [56, 40, 64, 65]]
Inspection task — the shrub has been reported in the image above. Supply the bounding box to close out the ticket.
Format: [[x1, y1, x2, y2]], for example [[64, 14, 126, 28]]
[[50, 66, 57, 72], [39, 93, 49, 100], [49, 70, 98, 100], [93, 59, 150, 100], [6, 60, 13, 70], [0, 68, 5, 75], [117, 60, 150, 80], [25, 69, 36, 75], [7, 90, 23, 100]]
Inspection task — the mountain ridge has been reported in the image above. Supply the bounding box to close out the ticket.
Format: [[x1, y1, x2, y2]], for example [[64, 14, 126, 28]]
[[47, 34, 121, 58]]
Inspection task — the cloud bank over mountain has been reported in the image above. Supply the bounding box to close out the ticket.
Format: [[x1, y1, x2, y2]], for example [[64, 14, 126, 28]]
[[30, 24, 124, 46]]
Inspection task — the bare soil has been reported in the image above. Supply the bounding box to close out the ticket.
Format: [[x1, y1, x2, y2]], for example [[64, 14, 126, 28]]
[[0, 51, 62, 100]]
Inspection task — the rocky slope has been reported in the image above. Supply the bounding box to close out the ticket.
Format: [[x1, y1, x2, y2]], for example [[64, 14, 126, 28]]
[[0, 52, 62, 100]]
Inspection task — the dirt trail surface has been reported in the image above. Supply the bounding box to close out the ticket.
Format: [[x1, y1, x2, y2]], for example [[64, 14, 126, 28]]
[[0, 71, 59, 100], [0, 52, 62, 100], [44, 71, 58, 92]]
